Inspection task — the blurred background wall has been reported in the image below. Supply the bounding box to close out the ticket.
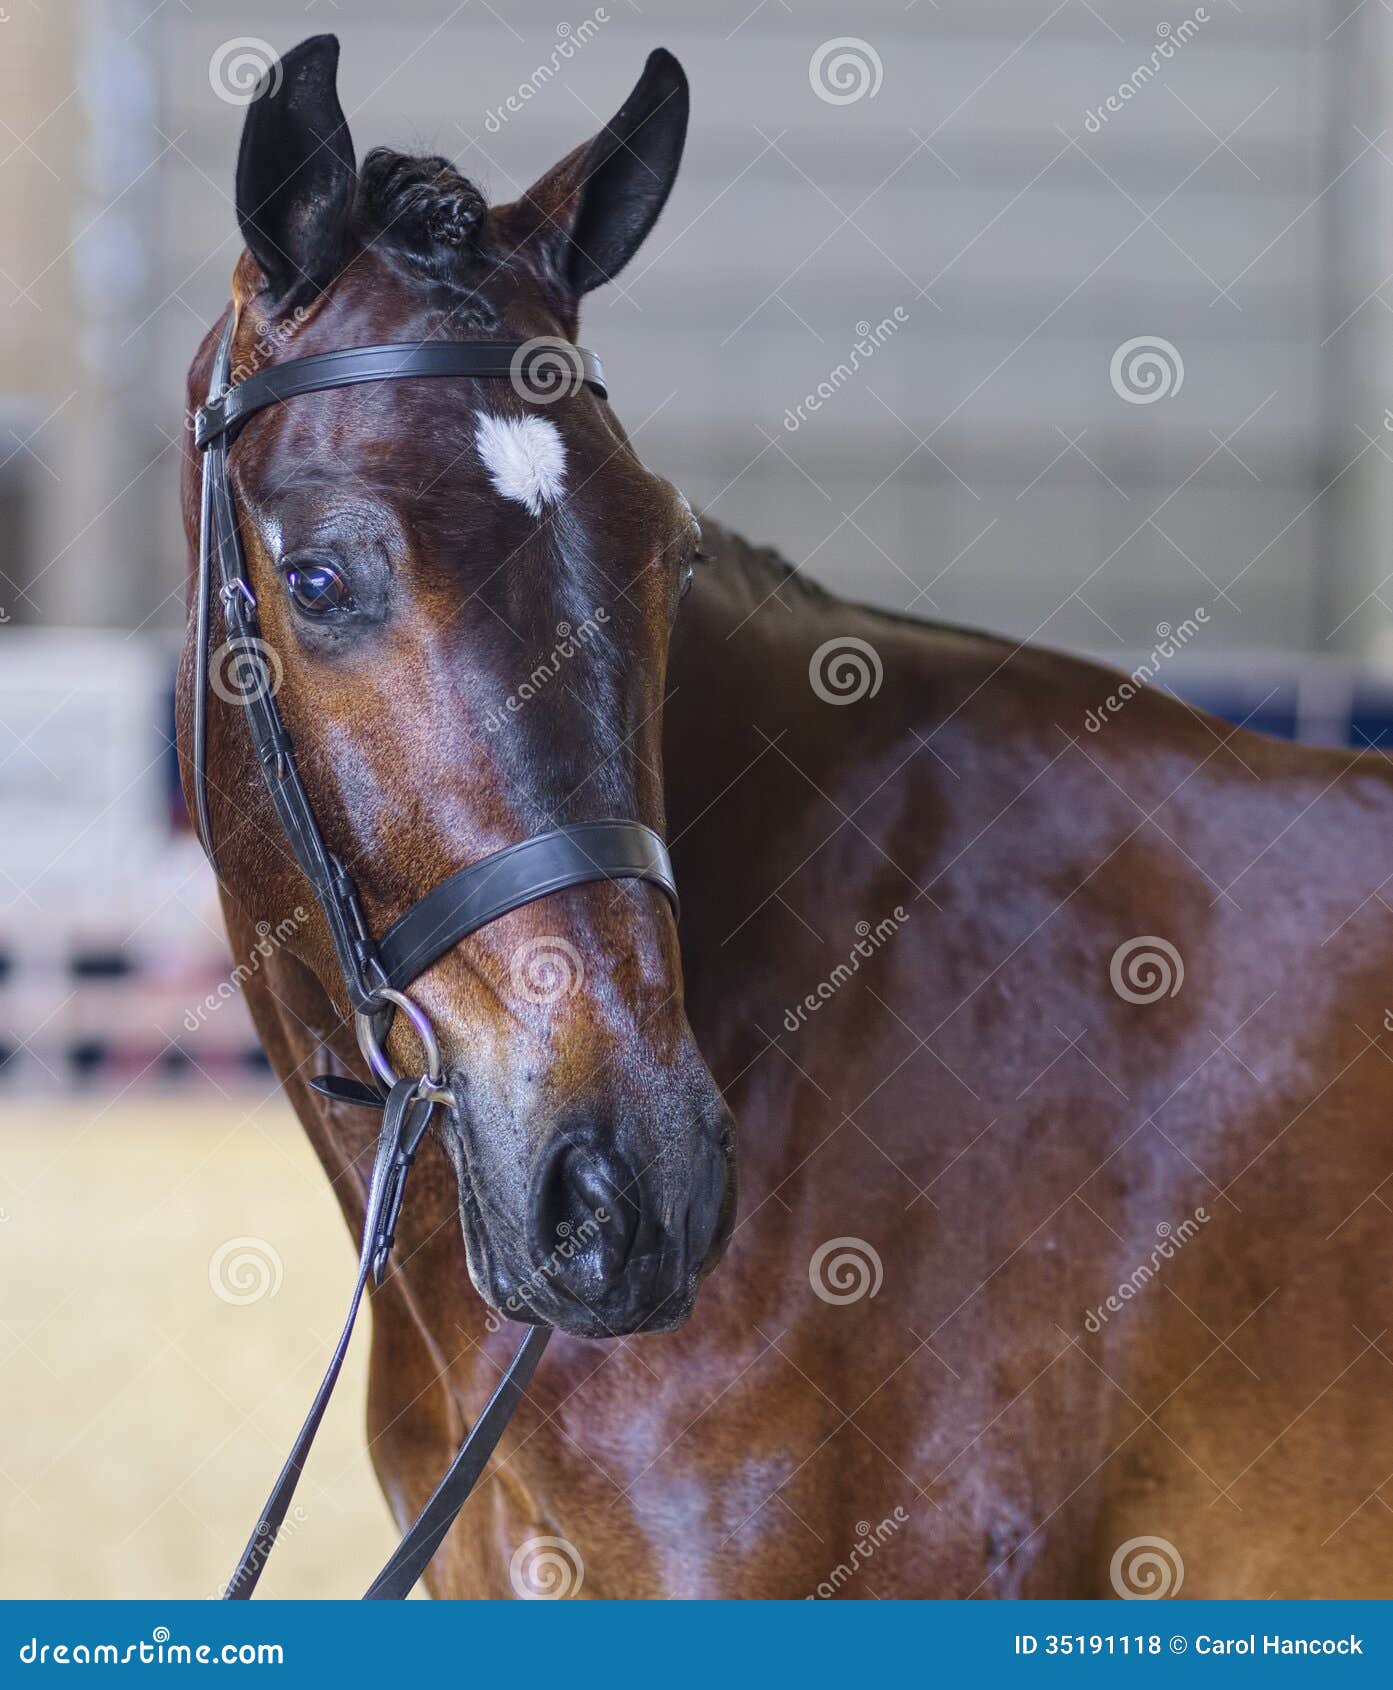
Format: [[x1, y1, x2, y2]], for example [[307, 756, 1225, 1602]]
[[3, 0, 1393, 1596]]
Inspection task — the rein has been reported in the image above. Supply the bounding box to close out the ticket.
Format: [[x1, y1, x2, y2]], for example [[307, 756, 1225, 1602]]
[[192, 314, 678, 1598]]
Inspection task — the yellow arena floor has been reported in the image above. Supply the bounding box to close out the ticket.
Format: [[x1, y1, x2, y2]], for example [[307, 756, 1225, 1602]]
[[0, 1095, 399, 1599]]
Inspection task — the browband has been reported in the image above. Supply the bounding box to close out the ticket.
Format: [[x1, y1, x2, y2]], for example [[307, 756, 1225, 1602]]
[[195, 340, 607, 447]]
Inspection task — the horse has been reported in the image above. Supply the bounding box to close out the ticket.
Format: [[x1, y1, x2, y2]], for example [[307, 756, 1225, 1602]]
[[178, 35, 1393, 1599]]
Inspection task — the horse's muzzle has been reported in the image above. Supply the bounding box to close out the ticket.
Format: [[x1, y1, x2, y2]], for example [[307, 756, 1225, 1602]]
[[454, 1096, 734, 1338]]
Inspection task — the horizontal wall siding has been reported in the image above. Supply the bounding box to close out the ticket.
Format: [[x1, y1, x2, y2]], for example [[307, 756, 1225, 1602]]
[[144, 0, 1347, 654]]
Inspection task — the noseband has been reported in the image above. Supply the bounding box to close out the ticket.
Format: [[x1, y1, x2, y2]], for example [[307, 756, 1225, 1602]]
[[192, 315, 678, 1599]]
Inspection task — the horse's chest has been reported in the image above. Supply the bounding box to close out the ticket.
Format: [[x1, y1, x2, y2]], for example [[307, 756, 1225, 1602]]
[[469, 1328, 1114, 1599]]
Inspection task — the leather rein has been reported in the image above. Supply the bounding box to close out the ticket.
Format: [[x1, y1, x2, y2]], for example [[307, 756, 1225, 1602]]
[[191, 314, 678, 1598]]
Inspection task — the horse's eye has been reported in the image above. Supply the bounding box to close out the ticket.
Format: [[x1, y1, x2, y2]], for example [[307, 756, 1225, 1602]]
[[284, 559, 351, 617]]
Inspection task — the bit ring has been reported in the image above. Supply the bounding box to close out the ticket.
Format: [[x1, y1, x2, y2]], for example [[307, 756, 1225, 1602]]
[[355, 987, 452, 1106]]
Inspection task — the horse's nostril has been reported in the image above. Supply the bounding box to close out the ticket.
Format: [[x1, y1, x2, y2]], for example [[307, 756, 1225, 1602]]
[[530, 1135, 640, 1292]]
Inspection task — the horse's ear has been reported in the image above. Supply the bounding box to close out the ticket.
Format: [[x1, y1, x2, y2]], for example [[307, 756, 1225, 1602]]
[[235, 35, 356, 309], [501, 48, 688, 301]]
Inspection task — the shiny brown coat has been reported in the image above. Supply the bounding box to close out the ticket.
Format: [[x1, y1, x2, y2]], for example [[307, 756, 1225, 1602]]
[[194, 522, 1393, 1598], [178, 35, 1393, 1601]]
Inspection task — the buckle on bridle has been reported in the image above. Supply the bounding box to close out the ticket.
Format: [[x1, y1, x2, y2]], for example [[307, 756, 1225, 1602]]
[[355, 986, 451, 1107], [219, 578, 256, 613]]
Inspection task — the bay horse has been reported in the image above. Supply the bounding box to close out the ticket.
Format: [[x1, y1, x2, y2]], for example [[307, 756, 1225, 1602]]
[[179, 36, 1393, 1599]]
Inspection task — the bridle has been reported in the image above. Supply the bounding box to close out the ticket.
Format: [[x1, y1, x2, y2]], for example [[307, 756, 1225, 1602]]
[[192, 313, 679, 1598]]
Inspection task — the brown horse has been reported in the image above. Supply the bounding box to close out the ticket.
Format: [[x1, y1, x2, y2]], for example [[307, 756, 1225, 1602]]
[[179, 37, 1393, 1599]]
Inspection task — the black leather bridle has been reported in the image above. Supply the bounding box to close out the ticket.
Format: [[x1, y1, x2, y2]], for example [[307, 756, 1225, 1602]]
[[192, 314, 678, 1599]]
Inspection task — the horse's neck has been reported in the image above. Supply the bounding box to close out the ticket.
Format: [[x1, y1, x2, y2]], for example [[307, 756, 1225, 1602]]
[[659, 529, 849, 1150], [662, 522, 844, 849]]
